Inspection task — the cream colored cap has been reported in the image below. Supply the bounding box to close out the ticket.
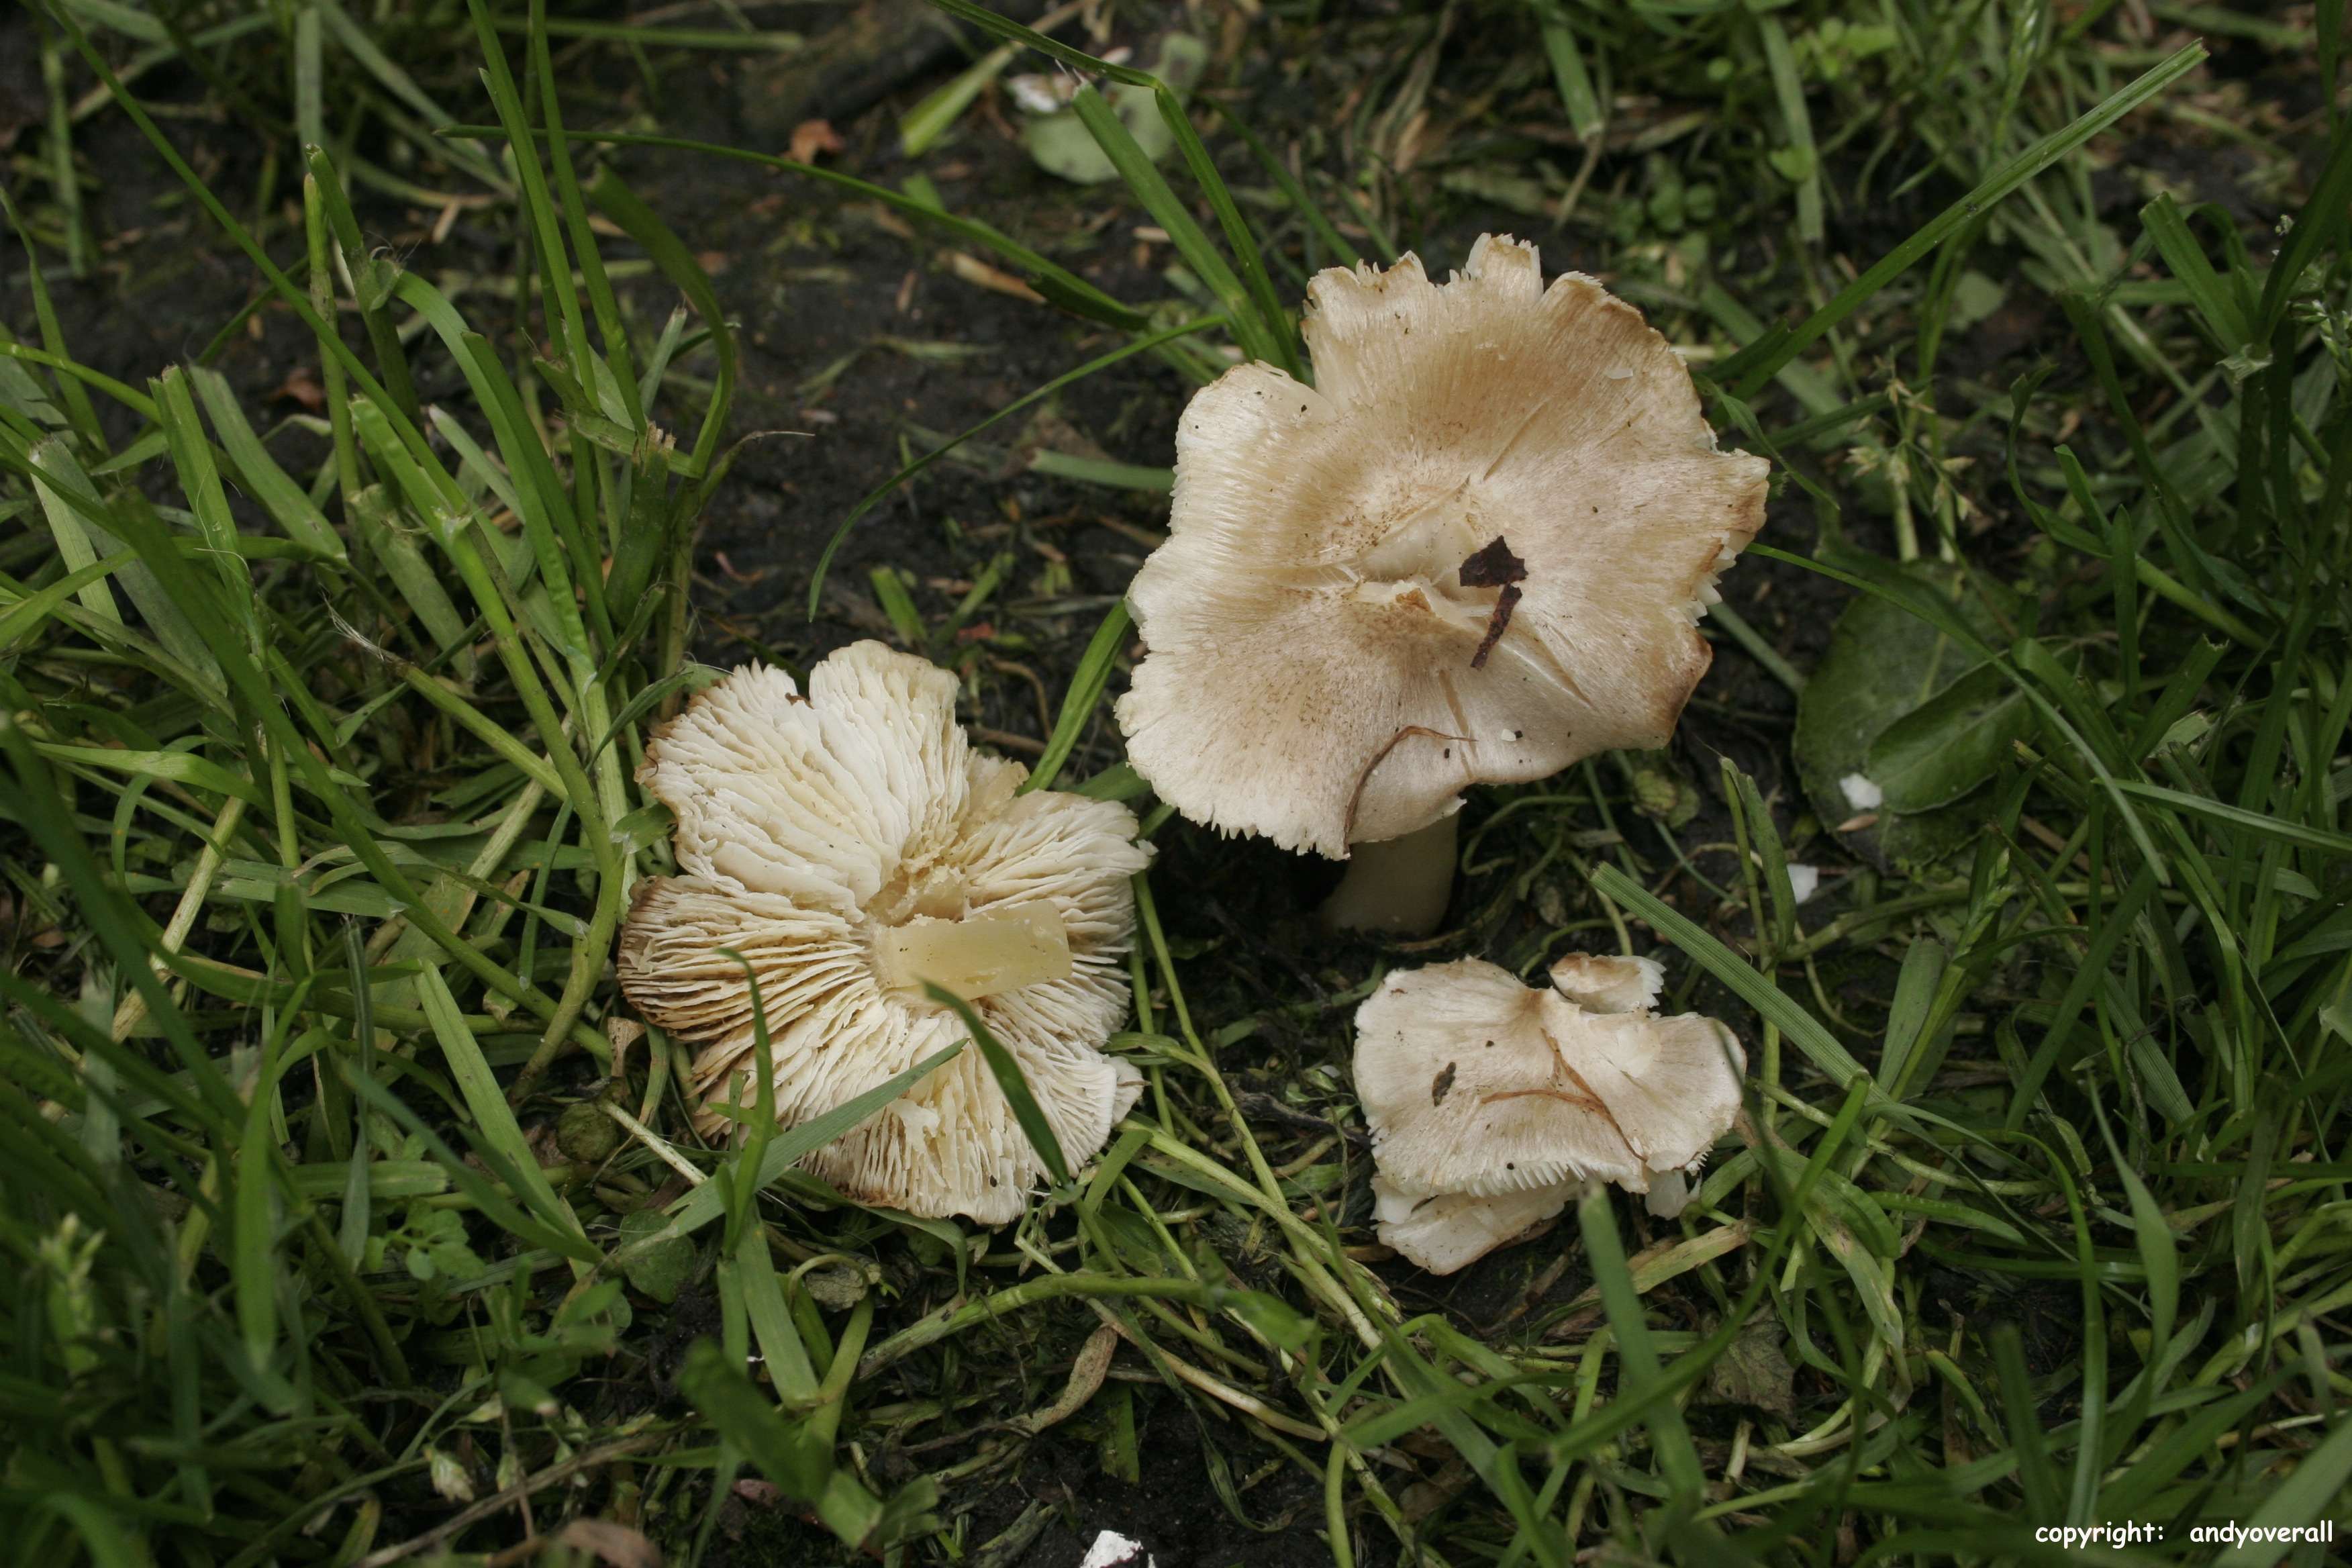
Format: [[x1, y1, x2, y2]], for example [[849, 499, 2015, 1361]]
[[1352, 954, 1746, 1271], [1118, 234, 1768, 859]]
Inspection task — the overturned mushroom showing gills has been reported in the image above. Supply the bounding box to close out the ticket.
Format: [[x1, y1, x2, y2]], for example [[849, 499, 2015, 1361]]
[[618, 643, 1151, 1224], [1118, 234, 1769, 932], [1353, 952, 1743, 1273]]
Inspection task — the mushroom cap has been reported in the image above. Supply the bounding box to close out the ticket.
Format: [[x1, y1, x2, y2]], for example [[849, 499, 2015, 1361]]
[[1117, 234, 1769, 859], [1371, 1175, 1577, 1276], [618, 644, 1150, 1224], [1353, 959, 1650, 1199], [1547, 951, 1664, 1014], [1353, 956, 1745, 1265]]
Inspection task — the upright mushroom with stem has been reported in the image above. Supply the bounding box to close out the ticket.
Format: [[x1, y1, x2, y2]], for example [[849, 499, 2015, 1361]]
[[618, 642, 1150, 1223], [1116, 234, 1769, 934], [1353, 952, 1745, 1273]]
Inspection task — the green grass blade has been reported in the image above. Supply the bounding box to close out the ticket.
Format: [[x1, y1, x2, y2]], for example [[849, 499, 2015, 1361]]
[[2209, 1414, 2352, 1565], [315, 0, 510, 192], [1755, 14, 1823, 244], [1528, 0, 1604, 140], [902, 42, 1018, 158], [1733, 43, 2205, 398], [342, 1067, 599, 1265], [584, 167, 733, 477], [2112, 779, 2352, 857], [1202, 99, 1360, 271], [1575, 1185, 1707, 1505], [415, 965, 592, 1255], [2253, 109, 2352, 338], [531, 0, 642, 429], [629, 1040, 967, 1269], [736, 1219, 821, 1405], [1589, 862, 1880, 1104], [680, 1340, 910, 1548], [26, 436, 126, 625], [1990, 1323, 2061, 1524], [187, 367, 345, 560], [1073, 86, 1276, 369], [916, 0, 1155, 87], [1155, 88, 1302, 379], [1022, 600, 1132, 795], [923, 983, 1069, 1188]]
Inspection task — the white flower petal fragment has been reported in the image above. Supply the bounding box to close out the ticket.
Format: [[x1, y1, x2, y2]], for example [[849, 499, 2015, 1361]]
[[1118, 234, 1770, 859], [1353, 955, 1745, 1274], [618, 643, 1150, 1224]]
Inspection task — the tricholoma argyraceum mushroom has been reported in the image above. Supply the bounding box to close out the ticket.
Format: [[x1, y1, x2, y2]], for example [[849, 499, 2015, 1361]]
[[1353, 952, 1745, 1274], [1116, 234, 1769, 934], [618, 642, 1150, 1224]]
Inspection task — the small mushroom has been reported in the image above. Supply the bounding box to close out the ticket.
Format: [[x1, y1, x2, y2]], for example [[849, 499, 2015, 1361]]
[[1352, 952, 1744, 1273], [1116, 234, 1768, 933], [618, 643, 1151, 1224]]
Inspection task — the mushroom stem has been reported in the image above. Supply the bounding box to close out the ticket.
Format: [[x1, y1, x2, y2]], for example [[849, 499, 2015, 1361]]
[[1320, 814, 1459, 936]]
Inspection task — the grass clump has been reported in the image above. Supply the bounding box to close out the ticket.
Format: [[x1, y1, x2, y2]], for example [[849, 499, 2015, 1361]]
[[2, 1, 2350, 1565]]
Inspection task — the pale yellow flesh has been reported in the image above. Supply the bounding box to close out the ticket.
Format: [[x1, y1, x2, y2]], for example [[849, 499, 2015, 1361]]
[[873, 907, 1073, 1000]]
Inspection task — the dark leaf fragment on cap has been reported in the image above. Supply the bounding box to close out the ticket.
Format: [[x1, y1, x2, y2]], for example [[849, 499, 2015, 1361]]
[[1456, 536, 1528, 588]]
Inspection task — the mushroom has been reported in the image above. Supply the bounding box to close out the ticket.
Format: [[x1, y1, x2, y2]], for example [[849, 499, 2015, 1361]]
[[1116, 234, 1768, 934], [618, 642, 1152, 1224], [1352, 952, 1744, 1273]]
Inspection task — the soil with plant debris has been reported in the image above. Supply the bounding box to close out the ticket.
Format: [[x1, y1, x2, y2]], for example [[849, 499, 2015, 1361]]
[[2, 0, 2335, 1563]]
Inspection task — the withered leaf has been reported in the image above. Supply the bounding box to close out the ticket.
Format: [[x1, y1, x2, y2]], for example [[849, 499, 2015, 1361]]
[[1703, 1317, 1796, 1416], [1471, 583, 1522, 671], [1456, 536, 1528, 588]]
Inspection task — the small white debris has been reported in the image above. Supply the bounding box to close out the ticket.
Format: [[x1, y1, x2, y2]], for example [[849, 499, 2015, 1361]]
[[1080, 1530, 1154, 1568], [1785, 865, 1821, 905], [425, 1444, 476, 1504], [1006, 74, 1075, 114], [1604, 365, 1635, 379], [1838, 773, 1883, 812]]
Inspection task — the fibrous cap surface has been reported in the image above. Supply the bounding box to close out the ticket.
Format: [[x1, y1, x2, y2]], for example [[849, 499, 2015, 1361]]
[[1353, 954, 1746, 1272], [1118, 234, 1769, 859]]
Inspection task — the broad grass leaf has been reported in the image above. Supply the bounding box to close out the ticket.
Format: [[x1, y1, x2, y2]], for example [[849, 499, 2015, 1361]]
[[1024, 34, 1206, 184], [187, 366, 342, 558], [1877, 939, 1949, 1097], [1070, 762, 1150, 802], [1792, 557, 2012, 871], [1865, 660, 2038, 812], [683, 1338, 943, 1549], [735, 1220, 820, 1404]]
